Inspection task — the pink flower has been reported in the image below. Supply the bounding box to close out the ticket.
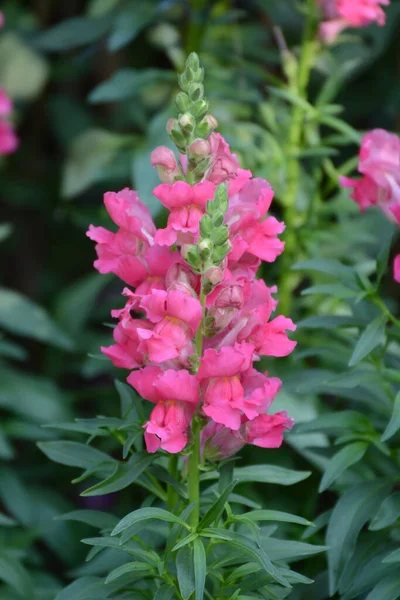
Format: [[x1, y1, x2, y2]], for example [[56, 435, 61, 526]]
[[241, 412, 294, 448], [128, 366, 199, 453], [340, 129, 400, 225], [318, 0, 390, 43], [198, 343, 281, 430], [154, 180, 216, 246], [151, 146, 182, 183], [0, 120, 18, 155], [201, 421, 245, 459], [394, 254, 400, 284], [227, 178, 285, 264], [249, 315, 297, 358], [137, 288, 202, 363], [0, 12, 4, 29], [101, 318, 151, 369], [87, 188, 158, 285], [0, 88, 12, 117]]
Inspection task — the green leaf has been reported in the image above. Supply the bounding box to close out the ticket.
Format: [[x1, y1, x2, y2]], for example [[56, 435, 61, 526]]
[[154, 584, 176, 600], [376, 231, 395, 284], [105, 561, 153, 583], [269, 86, 315, 113], [383, 549, 400, 564], [241, 510, 312, 527], [213, 530, 291, 588], [38, 441, 115, 470], [292, 258, 358, 282], [89, 69, 175, 103], [176, 545, 195, 600], [326, 480, 391, 595], [301, 283, 358, 299], [297, 315, 368, 330], [369, 492, 400, 530], [34, 16, 111, 51], [294, 410, 371, 435], [112, 507, 190, 537], [365, 572, 400, 600], [233, 465, 311, 486], [54, 576, 109, 600], [62, 129, 134, 198], [81, 452, 155, 496], [108, 3, 156, 51], [198, 480, 238, 530], [319, 442, 368, 492], [115, 380, 145, 421], [0, 513, 16, 527], [56, 509, 118, 530], [381, 392, 400, 442], [319, 115, 361, 144], [193, 539, 206, 600], [261, 537, 327, 562], [0, 288, 73, 350], [0, 552, 33, 597], [349, 315, 386, 366]]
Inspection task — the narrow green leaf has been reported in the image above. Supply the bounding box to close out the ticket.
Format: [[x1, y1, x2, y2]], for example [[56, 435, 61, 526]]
[[383, 549, 400, 563], [326, 480, 391, 595], [176, 545, 195, 600], [319, 115, 361, 143], [172, 532, 199, 552], [0, 288, 73, 349], [0, 552, 33, 597], [292, 258, 357, 282], [54, 576, 109, 600], [56, 509, 118, 530], [301, 283, 358, 299], [198, 480, 238, 530], [269, 86, 315, 113], [38, 441, 115, 470], [81, 452, 154, 496], [112, 507, 190, 536], [233, 465, 310, 486], [108, 3, 156, 51], [319, 442, 368, 492], [0, 513, 16, 527], [242, 510, 313, 527], [381, 392, 400, 442], [105, 561, 152, 584], [298, 315, 368, 330], [193, 539, 206, 600], [365, 572, 400, 600], [294, 411, 371, 434], [154, 584, 176, 600], [89, 68, 175, 103], [349, 315, 386, 366], [376, 231, 395, 284], [34, 16, 111, 51], [369, 492, 400, 530]]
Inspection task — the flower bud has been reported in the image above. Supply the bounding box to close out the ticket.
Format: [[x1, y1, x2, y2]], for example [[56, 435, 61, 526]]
[[175, 92, 190, 113], [179, 113, 196, 132], [166, 118, 175, 134], [215, 284, 244, 309], [211, 225, 229, 246], [204, 114, 218, 130], [186, 52, 200, 72], [198, 238, 213, 261], [199, 214, 213, 238], [189, 138, 210, 156], [212, 241, 231, 264], [166, 262, 199, 291], [208, 306, 237, 330], [191, 99, 209, 119], [182, 244, 202, 272], [151, 146, 181, 183], [203, 266, 224, 286], [188, 83, 204, 102]]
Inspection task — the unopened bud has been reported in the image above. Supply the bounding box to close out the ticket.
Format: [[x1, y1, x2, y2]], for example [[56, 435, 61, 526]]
[[183, 244, 202, 272], [191, 99, 209, 119], [198, 238, 213, 261], [175, 92, 190, 113], [188, 83, 203, 102], [189, 139, 210, 156], [211, 225, 229, 246], [166, 118, 176, 134], [203, 266, 224, 286], [166, 262, 199, 291], [212, 240, 231, 264], [204, 114, 218, 129], [199, 214, 212, 238], [179, 113, 196, 131], [215, 285, 244, 309], [186, 52, 200, 72]]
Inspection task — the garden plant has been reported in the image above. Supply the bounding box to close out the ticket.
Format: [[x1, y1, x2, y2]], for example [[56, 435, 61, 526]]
[[0, 0, 400, 599]]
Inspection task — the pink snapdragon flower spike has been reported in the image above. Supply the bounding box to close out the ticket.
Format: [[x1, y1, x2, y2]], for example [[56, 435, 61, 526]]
[[318, 0, 390, 43], [88, 53, 296, 458], [394, 255, 400, 284], [0, 88, 12, 116], [128, 367, 199, 453], [0, 86, 18, 155], [340, 129, 400, 225]]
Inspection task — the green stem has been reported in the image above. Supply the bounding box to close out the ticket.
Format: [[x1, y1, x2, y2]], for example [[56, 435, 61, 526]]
[[279, 0, 317, 316], [188, 287, 206, 528], [167, 454, 179, 512], [373, 296, 400, 330]]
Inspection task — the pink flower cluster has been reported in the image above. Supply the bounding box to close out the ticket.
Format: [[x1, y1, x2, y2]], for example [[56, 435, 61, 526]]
[[340, 129, 400, 283], [318, 0, 390, 43], [88, 133, 296, 456], [0, 14, 18, 155]]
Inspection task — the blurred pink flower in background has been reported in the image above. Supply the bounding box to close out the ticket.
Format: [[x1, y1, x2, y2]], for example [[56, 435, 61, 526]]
[[318, 0, 390, 43]]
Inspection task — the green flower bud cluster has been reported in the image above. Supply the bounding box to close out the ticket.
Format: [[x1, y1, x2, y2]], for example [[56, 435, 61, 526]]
[[184, 184, 231, 283], [168, 53, 217, 177]]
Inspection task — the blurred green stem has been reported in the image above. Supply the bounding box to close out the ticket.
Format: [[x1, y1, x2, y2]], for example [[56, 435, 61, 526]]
[[186, 0, 209, 54], [167, 454, 179, 511], [188, 287, 206, 528], [279, 0, 317, 316]]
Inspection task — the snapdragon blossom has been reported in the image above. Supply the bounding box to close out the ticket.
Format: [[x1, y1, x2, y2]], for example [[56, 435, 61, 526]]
[[87, 90, 296, 457], [318, 0, 390, 43]]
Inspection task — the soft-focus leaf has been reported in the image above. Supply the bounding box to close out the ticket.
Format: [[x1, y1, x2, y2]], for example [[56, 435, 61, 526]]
[[81, 452, 155, 496], [326, 480, 391, 595], [56, 509, 118, 530], [34, 17, 111, 51], [319, 442, 368, 492], [108, 2, 157, 51], [242, 510, 312, 527], [0, 553, 33, 598], [369, 492, 400, 531], [89, 69, 175, 103], [38, 441, 115, 470], [0, 288, 73, 349], [365, 572, 400, 600], [349, 315, 386, 366], [381, 391, 400, 442]]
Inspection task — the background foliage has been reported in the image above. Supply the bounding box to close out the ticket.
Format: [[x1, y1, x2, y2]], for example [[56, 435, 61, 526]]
[[1, 0, 400, 598]]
